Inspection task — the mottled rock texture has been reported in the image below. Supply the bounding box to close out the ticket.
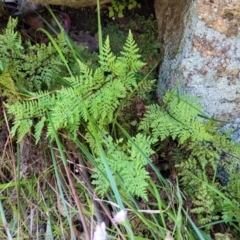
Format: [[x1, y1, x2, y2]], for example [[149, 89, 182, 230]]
[[29, 0, 111, 8], [155, 0, 240, 121]]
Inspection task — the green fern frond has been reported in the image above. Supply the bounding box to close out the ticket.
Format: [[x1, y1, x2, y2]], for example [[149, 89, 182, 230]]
[[0, 17, 23, 59], [34, 116, 46, 143], [190, 183, 220, 225], [92, 134, 156, 200], [91, 79, 125, 122], [47, 87, 82, 137], [0, 18, 70, 92], [0, 71, 19, 99], [137, 79, 156, 99], [139, 92, 212, 144], [7, 100, 37, 141], [119, 30, 145, 72], [98, 36, 117, 72]]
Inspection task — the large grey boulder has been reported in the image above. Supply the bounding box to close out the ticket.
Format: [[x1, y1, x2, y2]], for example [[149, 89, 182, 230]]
[[155, 0, 240, 121]]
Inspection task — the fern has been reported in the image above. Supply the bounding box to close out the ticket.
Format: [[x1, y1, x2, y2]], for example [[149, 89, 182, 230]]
[[0, 17, 23, 60], [6, 30, 155, 199], [0, 17, 70, 93], [190, 182, 220, 225], [0, 71, 20, 102], [139, 90, 240, 225]]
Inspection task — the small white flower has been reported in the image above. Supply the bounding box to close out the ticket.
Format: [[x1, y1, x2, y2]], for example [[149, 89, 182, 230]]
[[93, 222, 107, 240], [164, 232, 174, 240], [112, 210, 127, 224]]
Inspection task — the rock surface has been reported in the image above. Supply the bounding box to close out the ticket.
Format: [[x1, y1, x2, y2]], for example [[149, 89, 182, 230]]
[[155, 0, 240, 121], [29, 0, 111, 8]]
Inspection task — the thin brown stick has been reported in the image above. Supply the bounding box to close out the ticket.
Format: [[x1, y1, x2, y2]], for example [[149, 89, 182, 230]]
[[64, 165, 91, 240]]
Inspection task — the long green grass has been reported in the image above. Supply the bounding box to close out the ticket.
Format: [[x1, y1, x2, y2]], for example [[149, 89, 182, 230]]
[[0, 1, 239, 240]]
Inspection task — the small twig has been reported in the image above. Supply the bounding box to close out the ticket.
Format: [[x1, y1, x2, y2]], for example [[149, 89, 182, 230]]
[[64, 165, 91, 240], [72, 157, 127, 240]]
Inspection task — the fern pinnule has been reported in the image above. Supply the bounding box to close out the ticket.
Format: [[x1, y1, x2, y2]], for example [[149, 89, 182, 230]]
[[0, 71, 19, 98], [120, 161, 149, 200], [34, 116, 47, 143], [0, 18, 23, 59]]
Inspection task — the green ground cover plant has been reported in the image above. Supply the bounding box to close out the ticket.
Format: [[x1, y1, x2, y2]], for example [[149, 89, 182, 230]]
[[0, 8, 239, 240], [102, 14, 161, 80], [6, 23, 156, 201], [108, 0, 141, 18], [0, 18, 70, 93], [139, 91, 240, 227]]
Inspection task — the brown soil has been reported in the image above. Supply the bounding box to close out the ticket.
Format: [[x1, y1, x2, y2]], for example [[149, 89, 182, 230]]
[[0, 0, 155, 41]]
